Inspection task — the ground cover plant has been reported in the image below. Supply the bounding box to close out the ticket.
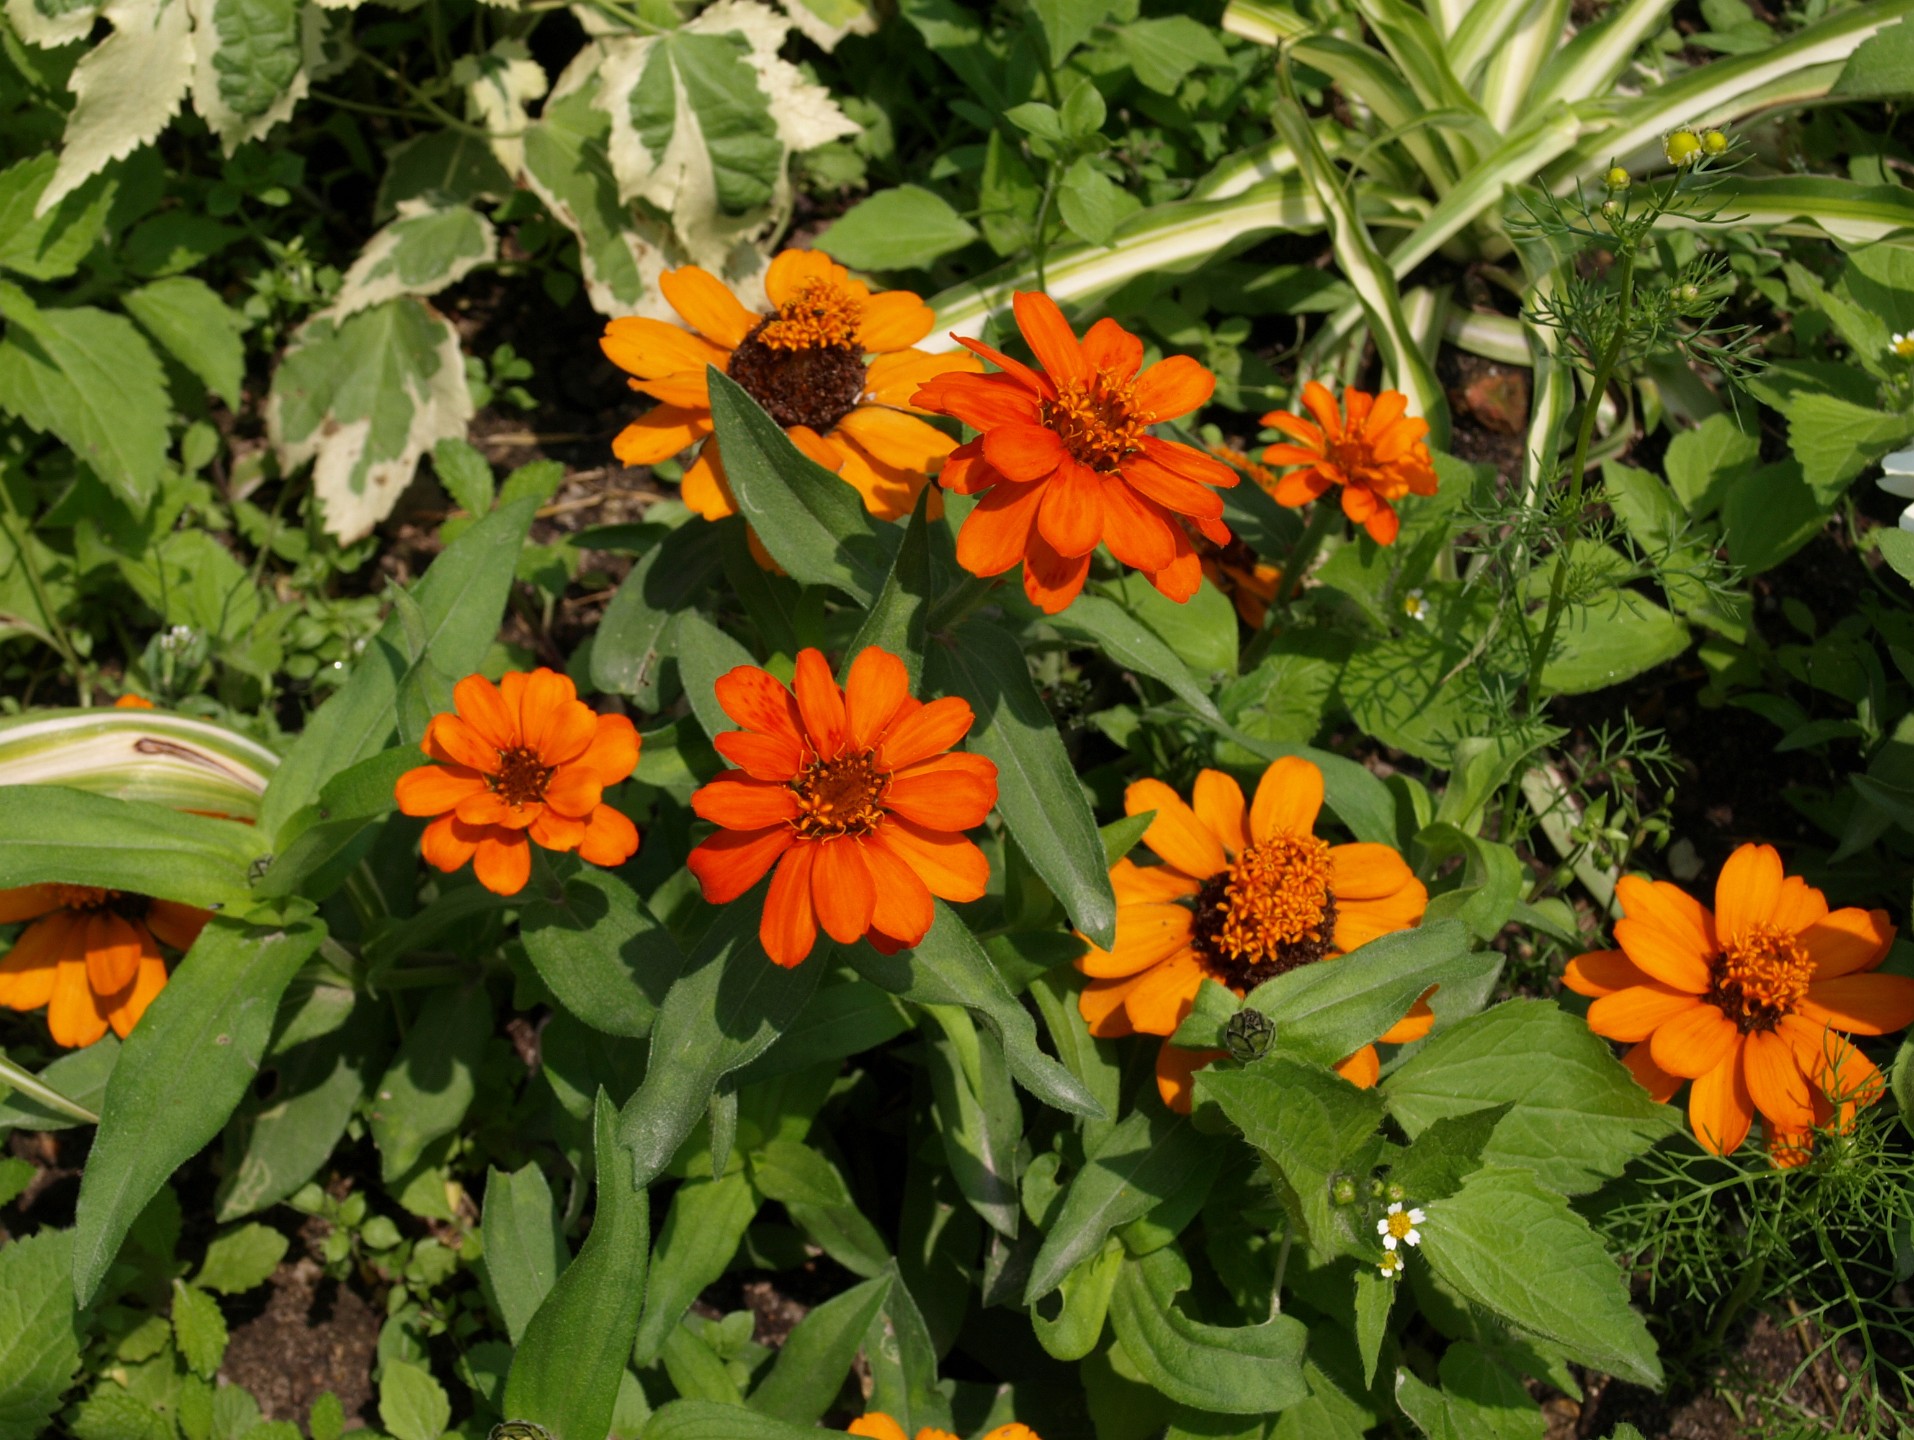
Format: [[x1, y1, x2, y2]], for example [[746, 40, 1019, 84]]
[[5, 0, 1914, 1437]]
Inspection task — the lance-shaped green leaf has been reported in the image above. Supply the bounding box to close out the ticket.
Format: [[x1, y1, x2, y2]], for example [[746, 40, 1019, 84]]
[[480, 1165, 569, 1346], [848, 489, 933, 687], [749, 1272, 892, 1424], [705, 369, 898, 603], [750, 1137, 889, 1278], [1351, 1264, 1393, 1390], [862, 1263, 952, 1435], [0, 787, 267, 910], [0, 1228, 86, 1440], [591, 519, 727, 710], [615, 893, 823, 1188], [846, 904, 1102, 1117], [0, 1046, 107, 1129], [920, 1005, 1023, 1239], [72, 911, 325, 1304], [369, 983, 493, 1185], [633, 1168, 761, 1362], [674, 609, 757, 745], [1025, 1105, 1211, 1304], [259, 496, 539, 834], [645, 1403, 820, 1440], [503, 1091, 650, 1440], [928, 619, 1113, 946], [521, 868, 685, 1039], [729, 976, 912, 1087], [1420, 1167, 1661, 1388], [1108, 1245, 1309, 1415], [1047, 595, 1223, 724]]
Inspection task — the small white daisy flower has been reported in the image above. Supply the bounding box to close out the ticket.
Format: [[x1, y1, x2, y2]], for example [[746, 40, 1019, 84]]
[[1377, 1249, 1404, 1280], [1892, 333, 1914, 361], [1377, 1201, 1426, 1251], [1879, 446, 1914, 533], [1401, 588, 1429, 623]]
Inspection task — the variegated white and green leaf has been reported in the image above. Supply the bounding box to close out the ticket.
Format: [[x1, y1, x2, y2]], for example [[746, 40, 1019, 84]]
[[776, 0, 877, 52], [4, 0, 101, 48], [324, 200, 498, 322], [458, 39, 548, 176], [40, 0, 196, 214], [0, 709, 278, 819]]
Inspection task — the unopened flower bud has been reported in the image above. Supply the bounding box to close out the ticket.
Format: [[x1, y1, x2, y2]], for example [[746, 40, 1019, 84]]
[[1600, 199, 1621, 219], [1331, 1175, 1358, 1206], [1665, 130, 1703, 167], [1678, 283, 1702, 304], [1386, 1181, 1407, 1203], [1603, 166, 1630, 191], [1701, 129, 1728, 156], [1368, 1176, 1385, 1199]]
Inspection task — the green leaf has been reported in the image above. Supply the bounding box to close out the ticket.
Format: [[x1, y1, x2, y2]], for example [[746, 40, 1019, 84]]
[[1721, 460, 1827, 576], [615, 895, 823, 1188], [1891, 1032, 1914, 1135], [1112, 571, 1237, 682], [1393, 1341, 1544, 1440], [504, 1092, 650, 1440], [1115, 15, 1230, 93], [329, 201, 496, 320], [0, 1036, 117, 1132], [379, 1359, 451, 1440], [1025, 1106, 1210, 1304], [930, 618, 1114, 946], [634, 1169, 761, 1363], [481, 1164, 570, 1346], [675, 609, 758, 745], [1663, 413, 1759, 519], [1108, 1245, 1309, 1415], [171, 1282, 227, 1379], [0, 282, 169, 510], [729, 975, 911, 1088], [1058, 156, 1137, 248], [591, 519, 726, 709], [72, 912, 325, 1305], [630, 31, 782, 214], [0, 157, 114, 282], [1385, 1103, 1512, 1207], [645, 1403, 820, 1440], [750, 1138, 889, 1278], [205, 0, 301, 118], [847, 903, 1102, 1117], [921, 1005, 1023, 1239], [519, 87, 648, 314], [432, 437, 494, 516], [861, 1263, 951, 1434], [1878, 530, 1914, 587], [121, 276, 246, 409], [1033, 1235, 1123, 1362], [521, 868, 685, 1039], [1420, 1168, 1661, 1388], [1380, 999, 1680, 1195], [193, 1224, 288, 1295], [1028, 0, 1112, 64], [1541, 586, 1690, 695], [1352, 1265, 1393, 1389], [369, 984, 492, 1184], [817, 185, 978, 271], [847, 490, 933, 687], [0, 1229, 84, 1440], [705, 369, 897, 603], [1049, 594, 1223, 724], [748, 1272, 892, 1423], [1835, 18, 1914, 97], [259, 496, 538, 834]]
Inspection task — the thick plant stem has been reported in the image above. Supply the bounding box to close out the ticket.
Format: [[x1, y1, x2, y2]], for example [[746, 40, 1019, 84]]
[[928, 572, 1000, 633], [1268, 1218, 1294, 1319], [1272, 497, 1341, 611], [1522, 249, 1638, 712]]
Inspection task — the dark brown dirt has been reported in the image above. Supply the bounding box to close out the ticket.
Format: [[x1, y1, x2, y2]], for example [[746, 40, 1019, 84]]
[[1442, 347, 1530, 489], [219, 1256, 382, 1427]]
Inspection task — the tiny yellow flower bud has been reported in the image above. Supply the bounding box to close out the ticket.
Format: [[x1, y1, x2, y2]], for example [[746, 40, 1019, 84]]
[[1701, 129, 1728, 155], [1678, 283, 1702, 304], [1665, 130, 1703, 167], [1600, 199, 1621, 219], [1604, 166, 1631, 191]]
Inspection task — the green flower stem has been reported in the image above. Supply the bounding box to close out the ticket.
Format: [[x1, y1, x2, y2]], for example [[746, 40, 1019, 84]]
[[1268, 1217, 1294, 1319], [928, 572, 1000, 634], [1271, 495, 1342, 611]]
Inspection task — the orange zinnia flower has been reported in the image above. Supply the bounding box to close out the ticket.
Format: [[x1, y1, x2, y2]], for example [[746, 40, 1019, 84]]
[[602, 250, 980, 524], [114, 694, 154, 709], [1261, 381, 1438, 545], [395, 670, 641, 897], [1565, 843, 1914, 1165], [1076, 757, 1430, 1111], [687, 647, 997, 968], [850, 1416, 1039, 1440], [0, 885, 209, 1047], [910, 292, 1238, 614]]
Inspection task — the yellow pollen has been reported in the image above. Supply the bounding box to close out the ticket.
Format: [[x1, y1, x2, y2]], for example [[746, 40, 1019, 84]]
[[1894, 335, 1914, 360], [1207, 834, 1333, 969], [492, 746, 553, 808], [791, 749, 889, 840], [1041, 375, 1153, 471], [1708, 922, 1814, 1033], [1386, 1211, 1415, 1240], [757, 280, 864, 352], [50, 884, 116, 911]]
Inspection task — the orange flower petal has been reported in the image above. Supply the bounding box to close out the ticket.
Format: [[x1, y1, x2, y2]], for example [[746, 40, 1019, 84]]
[[1299, 381, 1344, 442], [1126, 778, 1226, 878], [0, 885, 63, 925], [47, 953, 110, 1049], [1332, 885, 1428, 951], [1272, 468, 1333, 507], [955, 334, 1054, 399], [1647, 999, 1740, 1079], [955, 481, 1044, 576], [1080, 317, 1143, 381], [425, 713, 500, 773], [577, 805, 639, 867], [1621, 1040, 1682, 1103], [529, 808, 588, 852], [1146, 541, 1203, 607], [1022, 532, 1092, 613], [1156, 1040, 1223, 1114], [1191, 770, 1247, 858], [984, 423, 1068, 484], [420, 814, 482, 875], [1327, 842, 1415, 901], [1121, 948, 1206, 1034], [715, 664, 805, 744], [1804, 906, 1895, 979], [1779, 1014, 1885, 1108], [517, 670, 590, 762], [1714, 842, 1784, 940], [1612, 916, 1712, 994], [1742, 1028, 1815, 1130], [1614, 874, 1717, 960], [578, 714, 641, 788], [1098, 480, 1178, 573], [473, 829, 531, 896], [1120, 453, 1226, 521], [762, 845, 820, 967], [811, 838, 876, 945], [875, 819, 989, 902], [693, 774, 800, 830], [1249, 756, 1323, 844], [888, 753, 997, 831], [144, 901, 210, 953], [876, 695, 974, 770], [1133, 354, 1214, 422], [911, 370, 1039, 430], [847, 1416, 910, 1440], [689, 825, 794, 904], [1768, 874, 1828, 935], [868, 348, 984, 408], [612, 404, 714, 466], [857, 290, 934, 352], [1079, 974, 1140, 1037], [455, 790, 523, 829], [1077, 904, 1193, 978], [453, 673, 518, 752], [1037, 458, 1104, 558], [1011, 291, 1085, 383], [105, 948, 167, 1040], [1797, 973, 1914, 1035], [681, 436, 737, 520], [1335, 1045, 1382, 1089], [1586, 983, 1702, 1042], [1562, 949, 1652, 998], [863, 835, 934, 949], [1356, 497, 1400, 545], [844, 647, 912, 751], [1688, 1046, 1753, 1155], [82, 911, 143, 995], [792, 649, 848, 755], [1111, 857, 1200, 904], [835, 406, 955, 472], [1378, 996, 1435, 1045], [0, 912, 71, 1011], [659, 265, 756, 349], [395, 763, 488, 818], [714, 730, 803, 782], [543, 764, 605, 819], [601, 315, 729, 379]]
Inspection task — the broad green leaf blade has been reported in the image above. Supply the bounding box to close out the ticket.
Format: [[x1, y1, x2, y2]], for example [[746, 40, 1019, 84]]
[[259, 496, 539, 835], [1352, 1265, 1393, 1390], [327, 201, 497, 320], [369, 984, 492, 1184], [848, 489, 933, 688], [750, 1137, 890, 1277], [380, 1361, 451, 1440], [817, 184, 979, 271], [1049, 595, 1223, 724], [192, 1224, 288, 1295], [861, 1263, 952, 1434], [847, 903, 1103, 1117], [1420, 1168, 1661, 1388], [1540, 587, 1689, 695], [729, 974, 911, 1087], [0, 1228, 84, 1440], [921, 1006, 1023, 1239], [748, 1273, 892, 1424], [591, 519, 727, 710], [0, 787, 266, 910], [1108, 1246, 1309, 1415], [705, 368, 897, 603], [0, 157, 114, 281], [1032, 1236, 1123, 1362], [1380, 999, 1680, 1195], [122, 276, 247, 409], [929, 619, 1114, 947], [503, 1092, 650, 1440], [0, 1037, 117, 1132], [633, 1169, 761, 1363], [521, 868, 686, 1039], [1025, 1106, 1211, 1304], [72, 912, 325, 1304], [644, 1403, 819, 1440], [480, 1165, 570, 1346], [615, 893, 823, 1188]]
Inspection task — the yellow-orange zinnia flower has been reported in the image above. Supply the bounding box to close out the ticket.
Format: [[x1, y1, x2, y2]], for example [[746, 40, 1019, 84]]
[[1077, 757, 1430, 1111], [395, 670, 641, 897], [1261, 381, 1437, 545], [687, 647, 997, 968], [1565, 843, 1914, 1165], [602, 250, 980, 524], [849, 1416, 1039, 1440], [911, 292, 1238, 614], [114, 694, 155, 709], [0, 885, 209, 1047]]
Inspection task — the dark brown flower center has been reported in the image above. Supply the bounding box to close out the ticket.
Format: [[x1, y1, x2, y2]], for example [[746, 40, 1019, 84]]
[[492, 746, 553, 807], [1040, 375, 1152, 472], [791, 749, 888, 840], [1189, 835, 1338, 989], [727, 279, 869, 433], [1706, 923, 1813, 1033]]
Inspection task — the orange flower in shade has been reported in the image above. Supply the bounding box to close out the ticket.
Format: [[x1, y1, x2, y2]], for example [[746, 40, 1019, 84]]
[[114, 694, 154, 709], [1565, 843, 1914, 1166], [910, 292, 1239, 615], [0, 886, 208, 1047], [849, 1416, 1039, 1440], [601, 250, 981, 524], [1261, 381, 1438, 545], [1076, 757, 1430, 1112], [687, 647, 997, 969], [395, 670, 641, 898]]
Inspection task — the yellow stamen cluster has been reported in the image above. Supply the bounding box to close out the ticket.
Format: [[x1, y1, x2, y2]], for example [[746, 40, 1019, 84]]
[[758, 280, 864, 352], [493, 746, 555, 807], [1211, 834, 1333, 966], [1043, 376, 1153, 472], [1709, 922, 1814, 1032], [791, 750, 889, 839], [1385, 1210, 1416, 1242]]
